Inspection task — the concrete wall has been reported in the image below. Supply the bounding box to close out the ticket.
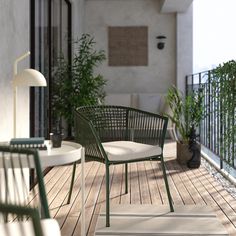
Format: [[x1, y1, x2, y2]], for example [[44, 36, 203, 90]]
[[72, 0, 85, 40], [0, 0, 192, 141], [0, 1, 30, 140], [84, 0, 176, 94], [176, 4, 193, 93]]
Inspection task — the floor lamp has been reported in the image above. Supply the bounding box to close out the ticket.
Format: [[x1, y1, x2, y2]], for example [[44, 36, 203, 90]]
[[12, 51, 47, 138]]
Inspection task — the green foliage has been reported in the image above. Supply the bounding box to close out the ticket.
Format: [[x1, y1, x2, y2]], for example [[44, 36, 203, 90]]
[[210, 60, 236, 162], [52, 34, 106, 127], [166, 86, 204, 143]]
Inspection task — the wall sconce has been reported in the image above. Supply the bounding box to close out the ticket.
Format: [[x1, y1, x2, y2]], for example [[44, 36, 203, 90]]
[[156, 35, 166, 50]]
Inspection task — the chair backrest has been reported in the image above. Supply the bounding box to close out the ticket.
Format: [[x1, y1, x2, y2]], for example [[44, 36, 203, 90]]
[[0, 146, 50, 219], [0, 203, 43, 236], [126, 107, 168, 146], [75, 105, 168, 162], [77, 106, 129, 142]]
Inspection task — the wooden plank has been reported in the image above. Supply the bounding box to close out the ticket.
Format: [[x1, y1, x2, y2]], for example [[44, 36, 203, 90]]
[[152, 160, 183, 205], [53, 161, 94, 221], [58, 161, 97, 235], [47, 165, 76, 207], [40, 141, 236, 235], [44, 165, 70, 193], [86, 174, 106, 236], [197, 167, 236, 227], [199, 167, 236, 210], [167, 160, 195, 205], [73, 163, 105, 235], [138, 162, 151, 204], [184, 166, 236, 235], [129, 163, 140, 204], [178, 164, 206, 205], [110, 164, 124, 204], [144, 161, 162, 204], [50, 163, 85, 218]]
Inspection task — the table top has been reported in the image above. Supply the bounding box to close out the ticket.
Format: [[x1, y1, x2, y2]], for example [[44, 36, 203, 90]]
[[0, 140, 83, 168], [39, 141, 82, 167]]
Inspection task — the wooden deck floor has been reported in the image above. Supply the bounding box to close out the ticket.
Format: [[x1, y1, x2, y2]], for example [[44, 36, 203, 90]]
[[43, 141, 236, 236]]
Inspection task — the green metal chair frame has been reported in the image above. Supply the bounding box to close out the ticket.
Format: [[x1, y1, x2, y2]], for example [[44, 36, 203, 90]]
[[9, 140, 74, 205], [74, 105, 174, 227], [0, 203, 43, 236], [0, 146, 50, 219]]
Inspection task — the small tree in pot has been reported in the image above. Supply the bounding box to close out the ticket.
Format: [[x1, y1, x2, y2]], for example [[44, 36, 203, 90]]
[[52, 34, 106, 138], [166, 86, 204, 168]]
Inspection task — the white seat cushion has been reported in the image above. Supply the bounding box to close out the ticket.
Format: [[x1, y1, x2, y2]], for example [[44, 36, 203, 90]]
[[0, 218, 61, 236], [102, 141, 162, 162]]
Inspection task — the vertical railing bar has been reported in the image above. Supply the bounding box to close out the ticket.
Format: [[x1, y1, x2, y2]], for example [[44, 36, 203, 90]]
[[186, 69, 235, 171], [199, 72, 202, 143]]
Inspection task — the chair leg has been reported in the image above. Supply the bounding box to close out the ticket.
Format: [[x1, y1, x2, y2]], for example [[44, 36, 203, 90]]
[[67, 162, 77, 204], [106, 164, 110, 227], [125, 163, 128, 194], [160, 156, 174, 212]]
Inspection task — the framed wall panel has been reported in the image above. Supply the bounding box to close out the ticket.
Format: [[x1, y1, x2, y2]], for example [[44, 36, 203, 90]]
[[108, 26, 148, 66]]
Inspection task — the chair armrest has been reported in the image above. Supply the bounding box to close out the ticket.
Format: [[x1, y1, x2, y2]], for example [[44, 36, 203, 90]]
[[74, 111, 106, 163]]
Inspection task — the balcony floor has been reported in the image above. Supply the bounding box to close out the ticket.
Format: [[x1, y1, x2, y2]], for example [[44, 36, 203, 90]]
[[43, 141, 236, 236]]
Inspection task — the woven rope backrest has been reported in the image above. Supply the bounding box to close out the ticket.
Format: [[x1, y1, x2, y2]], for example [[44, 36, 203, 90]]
[[77, 106, 129, 142], [127, 109, 168, 147], [0, 146, 50, 221]]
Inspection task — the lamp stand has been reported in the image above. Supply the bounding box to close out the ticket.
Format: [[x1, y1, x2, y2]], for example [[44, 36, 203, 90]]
[[13, 51, 30, 138]]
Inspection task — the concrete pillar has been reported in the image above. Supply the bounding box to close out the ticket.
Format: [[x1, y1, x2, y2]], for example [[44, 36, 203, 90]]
[[176, 4, 193, 93]]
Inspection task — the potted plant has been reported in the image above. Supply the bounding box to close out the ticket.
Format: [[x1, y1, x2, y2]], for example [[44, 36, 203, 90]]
[[49, 120, 63, 148], [166, 86, 204, 168], [52, 34, 106, 138]]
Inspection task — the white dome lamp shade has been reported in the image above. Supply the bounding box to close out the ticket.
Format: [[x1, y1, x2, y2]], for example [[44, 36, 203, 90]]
[[13, 51, 47, 138], [13, 69, 47, 87]]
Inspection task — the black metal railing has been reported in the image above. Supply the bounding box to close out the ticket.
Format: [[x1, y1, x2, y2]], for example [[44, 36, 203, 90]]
[[186, 70, 236, 170]]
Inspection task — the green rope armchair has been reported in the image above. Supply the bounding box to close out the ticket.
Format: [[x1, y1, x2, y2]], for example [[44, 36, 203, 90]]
[[0, 146, 61, 235], [0, 204, 43, 236], [74, 105, 174, 227]]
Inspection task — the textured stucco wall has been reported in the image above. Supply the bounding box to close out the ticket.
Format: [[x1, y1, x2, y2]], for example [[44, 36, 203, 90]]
[[85, 0, 176, 94], [0, 1, 30, 140]]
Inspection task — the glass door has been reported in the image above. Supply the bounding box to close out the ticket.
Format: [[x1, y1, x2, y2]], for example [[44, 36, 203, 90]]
[[30, 0, 71, 138]]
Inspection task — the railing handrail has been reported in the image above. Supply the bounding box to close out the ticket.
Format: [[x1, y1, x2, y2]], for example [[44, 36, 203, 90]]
[[186, 69, 211, 78]]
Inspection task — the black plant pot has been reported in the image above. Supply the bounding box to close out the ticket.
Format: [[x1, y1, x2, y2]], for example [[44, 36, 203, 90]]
[[187, 127, 201, 169], [187, 143, 201, 168], [50, 133, 63, 148]]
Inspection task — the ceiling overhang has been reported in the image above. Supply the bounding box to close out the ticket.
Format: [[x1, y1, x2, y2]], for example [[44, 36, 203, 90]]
[[160, 0, 193, 13]]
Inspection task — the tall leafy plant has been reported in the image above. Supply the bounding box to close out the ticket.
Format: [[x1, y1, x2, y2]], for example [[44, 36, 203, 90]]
[[166, 86, 204, 143], [52, 34, 106, 133], [210, 60, 236, 165]]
